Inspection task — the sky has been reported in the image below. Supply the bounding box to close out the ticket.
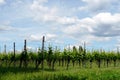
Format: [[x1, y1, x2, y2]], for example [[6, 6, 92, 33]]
[[0, 0, 120, 52]]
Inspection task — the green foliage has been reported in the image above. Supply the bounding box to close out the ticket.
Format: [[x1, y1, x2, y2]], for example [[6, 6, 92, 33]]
[[0, 46, 120, 69], [28, 51, 37, 61]]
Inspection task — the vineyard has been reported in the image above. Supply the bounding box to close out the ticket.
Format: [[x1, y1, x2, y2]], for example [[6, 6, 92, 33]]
[[0, 36, 120, 80]]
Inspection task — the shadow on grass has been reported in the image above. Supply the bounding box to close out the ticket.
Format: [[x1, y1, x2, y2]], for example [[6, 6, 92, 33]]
[[0, 66, 57, 74]]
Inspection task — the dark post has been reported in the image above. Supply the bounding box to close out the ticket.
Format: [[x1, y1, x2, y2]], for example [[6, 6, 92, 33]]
[[84, 42, 86, 54], [0, 46, 1, 53], [41, 36, 45, 70], [4, 44, 6, 54], [24, 39, 27, 68], [13, 42, 16, 67], [117, 47, 119, 54], [24, 40, 27, 52], [83, 42, 86, 68], [14, 42, 15, 58]]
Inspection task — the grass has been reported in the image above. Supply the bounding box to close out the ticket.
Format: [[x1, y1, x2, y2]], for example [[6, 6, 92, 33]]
[[0, 61, 120, 80], [1, 66, 120, 80]]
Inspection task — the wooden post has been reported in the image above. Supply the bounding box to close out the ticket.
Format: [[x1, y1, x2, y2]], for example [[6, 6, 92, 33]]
[[14, 42, 15, 58], [41, 36, 45, 70], [24, 40, 27, 52], [84, 42, 86, 54], [13, 42, 16, 67], [4, 44, 6, 54], [117, 47, 119, 54], [0, 46, 1, 53], [24, 39, 27, 68], [117, 47, 119, 67], [83, 42, 86, 68]]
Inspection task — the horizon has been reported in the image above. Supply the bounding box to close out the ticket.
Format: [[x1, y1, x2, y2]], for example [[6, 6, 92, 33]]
[[0, 37, 119, 53]]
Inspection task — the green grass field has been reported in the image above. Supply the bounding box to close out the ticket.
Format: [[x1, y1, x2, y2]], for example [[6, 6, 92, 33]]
[[1, 64, 120, 80]]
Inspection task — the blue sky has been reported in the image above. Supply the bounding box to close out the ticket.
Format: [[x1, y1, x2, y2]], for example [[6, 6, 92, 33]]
[[0, 0, 120, 52]]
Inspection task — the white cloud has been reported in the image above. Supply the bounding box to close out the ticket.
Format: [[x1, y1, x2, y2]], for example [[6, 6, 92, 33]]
[[93, 13, 120, 23], [30, 2, 120, 43], [29, 34, 41, 41], [30, 0, 58, 22], [56, 16, 80, 24], [31, 0, 48, 12], [0, 25, 15, 31], [28, 33, 57, 42], [46, 34, 56, 40], [92, 12, 120, 37], [30, 0, 80, 25], [0, 0, 5, 5], [34, 0, 48, 4], [79, 0, 116, 12], [63, 12, 120, 42]]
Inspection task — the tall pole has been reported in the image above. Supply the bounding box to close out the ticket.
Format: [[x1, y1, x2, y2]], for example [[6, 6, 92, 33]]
[[24, 40, 27, 52], [14, 42, 15, 58], [24, 40, 27, 68], [84, 42, 86, 54], [13, 42, 16, 67], [4, 44, 6, 54], [0, 46, 1, 53], [83, 42, 86, 68], [41, 36, 45, 70], [117, 47, 119, 54]]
